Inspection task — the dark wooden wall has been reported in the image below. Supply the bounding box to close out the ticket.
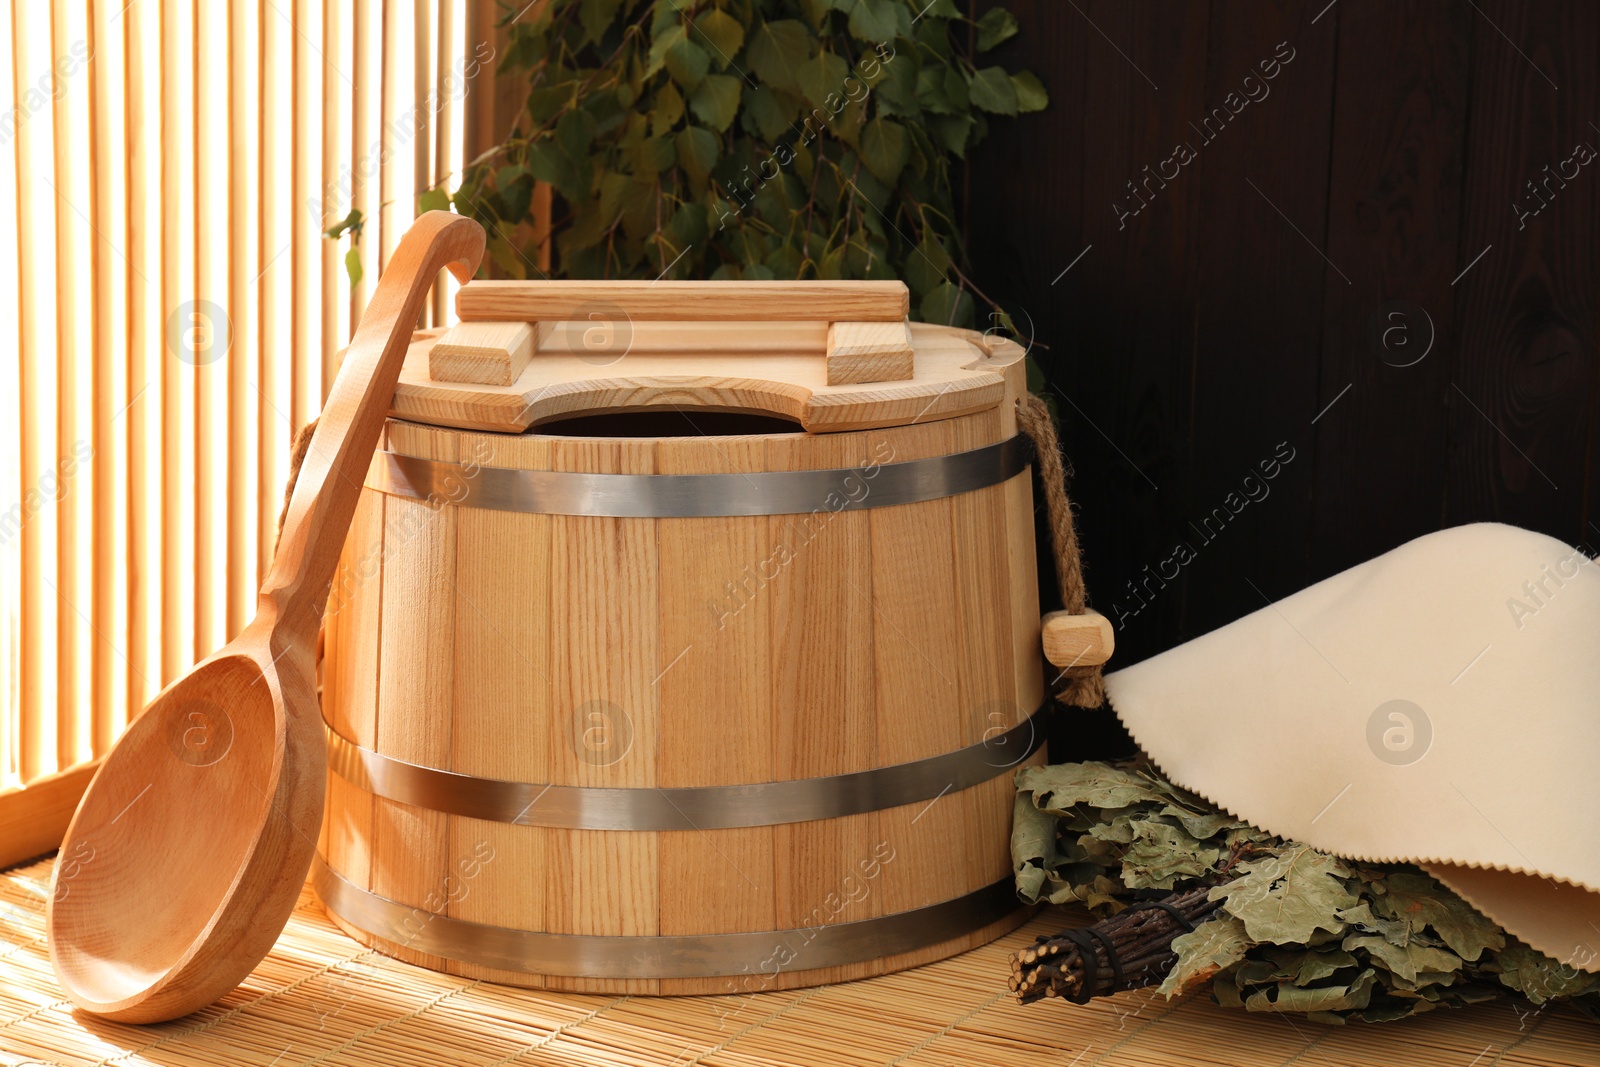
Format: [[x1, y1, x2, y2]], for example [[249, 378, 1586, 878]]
[[970, 0, 1600, 674]]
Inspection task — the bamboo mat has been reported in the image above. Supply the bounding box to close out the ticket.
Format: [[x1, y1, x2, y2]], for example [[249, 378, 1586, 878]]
[[1, 858, 1595, 1067]]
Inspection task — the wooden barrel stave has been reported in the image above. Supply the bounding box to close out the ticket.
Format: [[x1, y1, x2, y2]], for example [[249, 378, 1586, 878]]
[[865, 419, 962, 926], [657, 433, 777, 971], [766, 427, 883, 982]]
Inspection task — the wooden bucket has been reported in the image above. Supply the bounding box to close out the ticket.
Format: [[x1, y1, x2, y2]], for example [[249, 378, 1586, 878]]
[[315, 281, 1070, 994]]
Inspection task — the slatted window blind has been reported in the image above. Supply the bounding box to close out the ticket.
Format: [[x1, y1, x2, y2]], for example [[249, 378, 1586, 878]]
[[0, 0, 496, 866]]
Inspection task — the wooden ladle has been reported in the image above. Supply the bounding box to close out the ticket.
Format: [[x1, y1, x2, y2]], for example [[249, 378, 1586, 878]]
[[47, 211, 485, 1022]]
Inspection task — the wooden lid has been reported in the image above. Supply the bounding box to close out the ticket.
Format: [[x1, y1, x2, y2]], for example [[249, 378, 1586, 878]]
[[388, 280, 1025, 434]]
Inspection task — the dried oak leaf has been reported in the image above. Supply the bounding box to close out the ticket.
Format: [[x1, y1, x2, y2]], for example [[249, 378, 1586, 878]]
[[1293, 947, 1361, 987], [1211, 845, 1359, 945], [1342, 935, 1463, 987], [1236, 969, 1380, 1015], [1492, 942, 1600, 1004], [1015, 762, 1169, 813], [1370, 872, 1505, 962], [1335, 901, 1412, 947], [1158, 914, 1252, 997], [1121, 821, 1222, 890], [1011, 791, 1064, 904], [1158, 803, 1244, 840]]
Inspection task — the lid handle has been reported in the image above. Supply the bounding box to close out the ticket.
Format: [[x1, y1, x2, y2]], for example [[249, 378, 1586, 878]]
[[433, 280, 915, 387], [457, 279, 908, 321]]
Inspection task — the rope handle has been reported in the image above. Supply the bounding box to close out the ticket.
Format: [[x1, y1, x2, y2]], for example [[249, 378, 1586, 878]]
[[1015, 393, 1110, 708]]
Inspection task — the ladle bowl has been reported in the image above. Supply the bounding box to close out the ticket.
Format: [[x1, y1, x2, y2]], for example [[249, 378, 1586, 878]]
[[48, 638, 318, 1020]]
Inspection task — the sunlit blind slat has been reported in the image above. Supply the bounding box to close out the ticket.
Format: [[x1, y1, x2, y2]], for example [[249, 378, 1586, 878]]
[[0, 0, 20, 792], [350, 0, 377, 325], [124, 0, 160, 719], [414, 0, 432, 327], [159, 0, 191, 688], [16, 0, 61, 784], [320, 0, 346, 397], [225, 0, 255, 638], [380, 0, 410, 276], [429, 0, 450, 328], [88, 0, 127, 755], [193, 0, 222, 661], [50, 0, 92, 772], [260, 0, 291, 582], [291, 0, 321, 431]]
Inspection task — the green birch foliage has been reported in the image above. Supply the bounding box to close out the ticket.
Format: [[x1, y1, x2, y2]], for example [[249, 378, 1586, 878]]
[[433, 0, 1045, 327]]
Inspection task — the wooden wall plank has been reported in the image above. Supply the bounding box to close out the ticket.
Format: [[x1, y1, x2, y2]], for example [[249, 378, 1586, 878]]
[[1180, 1, 1337, 630], [1448, 0, 1599, 541], [964, 0, 1085, 609], [968, 0, 1212, 706], [1070, 0, 1212, 661], [1309, 0, 1471, 578]]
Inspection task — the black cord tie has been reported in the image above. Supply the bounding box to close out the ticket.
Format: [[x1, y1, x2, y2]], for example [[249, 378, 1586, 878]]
[[1057, 925, 1125, 1003]]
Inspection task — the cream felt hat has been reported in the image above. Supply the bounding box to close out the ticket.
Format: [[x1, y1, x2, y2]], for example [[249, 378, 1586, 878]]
[[1104, 522, 1600, 972]]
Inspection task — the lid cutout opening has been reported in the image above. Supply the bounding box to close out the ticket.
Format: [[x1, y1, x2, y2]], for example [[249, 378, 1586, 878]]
[[534, 409, 805, 438]]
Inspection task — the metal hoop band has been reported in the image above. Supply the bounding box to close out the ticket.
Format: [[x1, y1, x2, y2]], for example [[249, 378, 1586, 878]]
[[367, 434, 1033, 517], [312, 857, 1025, 980], [325, 704, 1046, 831]]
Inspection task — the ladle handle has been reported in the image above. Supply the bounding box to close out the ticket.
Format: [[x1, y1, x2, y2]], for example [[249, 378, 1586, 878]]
[[261, 211, 484, 639]]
